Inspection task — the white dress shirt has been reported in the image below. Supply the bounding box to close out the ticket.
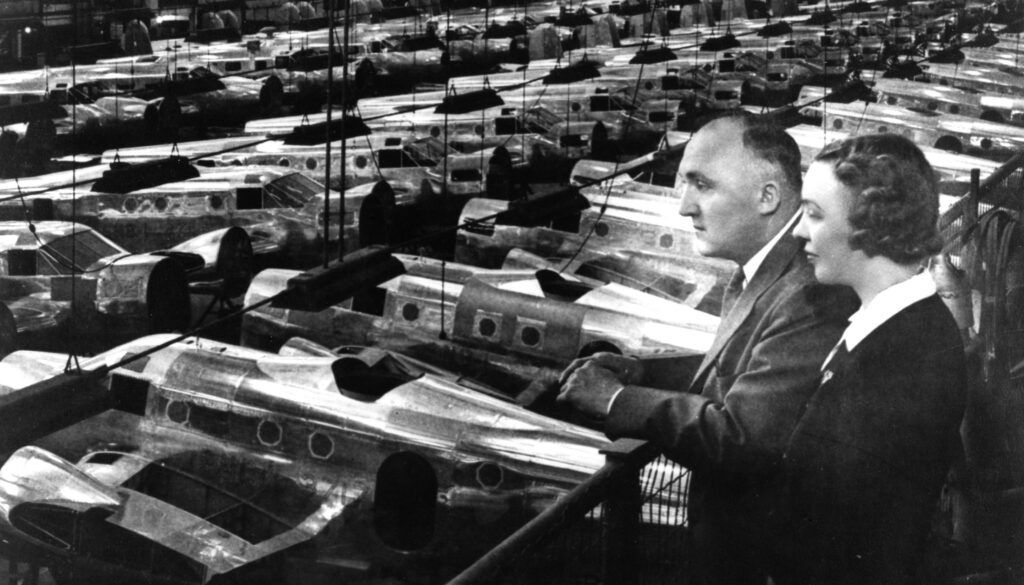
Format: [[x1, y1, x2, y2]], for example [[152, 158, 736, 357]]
[[837, 270, 937, 353]]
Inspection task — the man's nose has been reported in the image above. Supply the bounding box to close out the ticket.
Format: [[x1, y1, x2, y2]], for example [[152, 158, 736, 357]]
[[678, 185, 698, 217]]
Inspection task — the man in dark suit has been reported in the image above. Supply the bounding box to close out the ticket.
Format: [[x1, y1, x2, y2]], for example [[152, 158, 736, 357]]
[[557, 113, 859, 584]]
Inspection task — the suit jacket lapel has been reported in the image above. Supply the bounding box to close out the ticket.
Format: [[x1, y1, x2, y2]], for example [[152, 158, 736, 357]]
[[688, 233, 803, 392]]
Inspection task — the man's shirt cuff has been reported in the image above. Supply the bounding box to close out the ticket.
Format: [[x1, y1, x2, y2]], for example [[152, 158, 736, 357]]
[[606, 384, 627, 416]]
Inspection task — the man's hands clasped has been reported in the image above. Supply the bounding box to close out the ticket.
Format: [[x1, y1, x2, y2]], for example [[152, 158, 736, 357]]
[[556, 352, 644, 419]]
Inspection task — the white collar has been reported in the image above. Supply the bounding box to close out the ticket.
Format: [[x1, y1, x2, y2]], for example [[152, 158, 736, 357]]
[[741, 211, 801, 289], [841, 270, 936, 350]]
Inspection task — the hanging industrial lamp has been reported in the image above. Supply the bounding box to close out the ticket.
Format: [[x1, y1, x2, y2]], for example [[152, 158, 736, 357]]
[[434, 87, 505, 114], [283, 115, 371, 145], [543, 61, 602, 84]]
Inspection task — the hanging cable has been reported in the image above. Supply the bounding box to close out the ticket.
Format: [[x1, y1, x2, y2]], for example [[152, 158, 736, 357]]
[[77, 150, 657, 376], [65, 7, 82, 375]]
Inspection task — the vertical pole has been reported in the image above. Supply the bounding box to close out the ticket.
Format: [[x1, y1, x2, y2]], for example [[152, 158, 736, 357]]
[[601, 446, 642, 585], [968, 167, 980, 229], [323, 0, 334, 268], [338, 0, 349, 260]]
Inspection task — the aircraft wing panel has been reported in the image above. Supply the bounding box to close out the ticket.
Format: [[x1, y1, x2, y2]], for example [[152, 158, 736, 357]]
[[0, 445, 365, 580], [108, 482, 356, 577], [377, 374, 607, 476], [576, 282, 720, 332], [0, 351, 74, 390]]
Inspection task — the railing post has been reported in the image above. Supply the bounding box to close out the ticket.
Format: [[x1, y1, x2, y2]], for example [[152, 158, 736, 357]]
[[601, 439, 647, 585], [968, 168, 980, 227]]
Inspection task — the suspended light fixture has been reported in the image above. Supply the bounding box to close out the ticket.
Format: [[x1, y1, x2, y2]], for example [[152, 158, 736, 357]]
[[556, 7, 596, 27], [807, 9, 837, 25], [273, 246, 406, 311], [91, 156, 199, 194], [928, 45, 965, 63], [758, 20, 793, 37], [630, 45, 678, 64], [283, 115, 371, 145], [699, 32, 740, 51], [967, 27, 1000, 47], [883, 57, 925, 79], [826, 77, 876, 103], [841, 1, 872, 12], [543, 60, 602, 84], [434, 88, 505, 114], [494, 187, 591, 226]]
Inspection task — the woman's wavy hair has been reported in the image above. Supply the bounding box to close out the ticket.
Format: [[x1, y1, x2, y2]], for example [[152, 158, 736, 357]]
[[815, 133, 942, 264]]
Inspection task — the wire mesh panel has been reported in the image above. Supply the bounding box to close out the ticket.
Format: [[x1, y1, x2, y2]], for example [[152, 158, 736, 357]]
[[635, 456, 690, 585], [940, 153, 1024, 260], [931, 151, 1024, 579]]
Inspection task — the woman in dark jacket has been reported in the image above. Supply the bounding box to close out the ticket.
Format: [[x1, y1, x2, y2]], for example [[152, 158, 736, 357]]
[[779, 133, 967, 585]]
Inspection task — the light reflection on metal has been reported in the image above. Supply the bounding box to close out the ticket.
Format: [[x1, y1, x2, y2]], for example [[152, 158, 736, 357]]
[[242, 255, 717, 398], [0, 332, 623, 580], [0, 221, 192, 355], [453, 191, 733, 313]]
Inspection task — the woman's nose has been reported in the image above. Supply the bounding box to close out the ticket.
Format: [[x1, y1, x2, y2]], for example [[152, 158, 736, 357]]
[[793, 215, 810, 240]]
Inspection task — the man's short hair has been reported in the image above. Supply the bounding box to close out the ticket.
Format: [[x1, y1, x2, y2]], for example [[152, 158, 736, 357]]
[[814, 133, 942, 264], [698, 111, 803, 197]]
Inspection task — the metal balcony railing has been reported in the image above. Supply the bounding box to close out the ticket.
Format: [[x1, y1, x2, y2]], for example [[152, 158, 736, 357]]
[[447, 439, 691, 585]]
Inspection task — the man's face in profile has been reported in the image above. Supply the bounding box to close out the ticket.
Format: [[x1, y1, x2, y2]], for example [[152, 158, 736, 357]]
[[676, 119, 767, 264]]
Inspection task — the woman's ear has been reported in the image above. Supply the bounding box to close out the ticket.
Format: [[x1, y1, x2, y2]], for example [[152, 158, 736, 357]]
[[757, 182, 782, 215]]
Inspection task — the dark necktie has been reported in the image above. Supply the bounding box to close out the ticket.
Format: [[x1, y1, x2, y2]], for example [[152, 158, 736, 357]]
[[820, 338, 849, 378], [721, 267, 745, 317]]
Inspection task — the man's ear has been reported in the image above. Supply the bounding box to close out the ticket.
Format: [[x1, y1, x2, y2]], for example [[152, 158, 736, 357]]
[[757, 182, 782, 215]]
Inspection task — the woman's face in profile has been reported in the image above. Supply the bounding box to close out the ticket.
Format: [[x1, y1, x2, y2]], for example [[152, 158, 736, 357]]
[[794, 161, 861, 286]]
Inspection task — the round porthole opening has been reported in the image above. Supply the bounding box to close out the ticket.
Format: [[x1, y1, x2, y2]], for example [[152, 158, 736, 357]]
[[167, 400, 189, 424], [257, 419, 283, 446], [401, 303, 420, 321], [520, 326, 541, 347], [478, 317, 497, 337], [475, 462, 504, 489], [309, 432, 334, 459]]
